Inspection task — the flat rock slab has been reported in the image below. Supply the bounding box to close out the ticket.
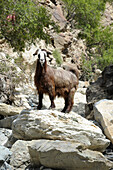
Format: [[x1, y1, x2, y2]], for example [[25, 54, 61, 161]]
[[28, 139, 113, 170], [0, 103, 23, 116], [12, 109, 109, 152]]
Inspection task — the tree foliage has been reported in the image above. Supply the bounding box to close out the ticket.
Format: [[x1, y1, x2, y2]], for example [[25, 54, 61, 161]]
[[0, 0, 58, 51], [63, 0, 105, 29], [63, 0, 113, 75]]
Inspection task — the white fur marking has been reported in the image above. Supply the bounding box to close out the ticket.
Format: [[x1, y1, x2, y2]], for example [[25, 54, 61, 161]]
[[38, 50, 47, 66]]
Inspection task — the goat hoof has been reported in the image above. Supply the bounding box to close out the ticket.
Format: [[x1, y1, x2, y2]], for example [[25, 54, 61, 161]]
[[61, 109, 66, 113], [62, 109, 70, 113], [49, 105, 55, 110], [37, 105, 42, 110], [49, 107, 55, 110], [65, 110, 70, 113]]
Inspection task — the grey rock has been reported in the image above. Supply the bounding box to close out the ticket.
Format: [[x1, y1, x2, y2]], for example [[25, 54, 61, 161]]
[[52, 5, 67, 30], [4, 135, 17, 148], [94, 99, 113, 144], [10, 140, 31, 170], [0, 103, 23, 116], [0, 145, 12, 163], [0, 115, 18, 129], [0, 128, 12, 146], [0, 162, 12, 170], [0, 74, 15, 105], [28, 139, 113, 170]]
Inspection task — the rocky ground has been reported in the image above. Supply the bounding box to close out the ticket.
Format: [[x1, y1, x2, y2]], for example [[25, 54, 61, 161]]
[[0, 74, 113, 169]]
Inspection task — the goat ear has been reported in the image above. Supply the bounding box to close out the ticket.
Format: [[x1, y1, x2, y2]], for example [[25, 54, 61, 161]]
[[47, 51, 52, 58], [33, 49, 39, 56]]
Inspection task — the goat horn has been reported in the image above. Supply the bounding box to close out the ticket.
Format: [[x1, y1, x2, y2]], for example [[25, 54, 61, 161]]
[[38, 49, 42, 55], [33, 49, 38, 56]]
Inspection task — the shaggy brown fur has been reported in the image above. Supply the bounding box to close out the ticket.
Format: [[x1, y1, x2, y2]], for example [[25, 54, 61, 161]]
[[34, 49, 79, 113]]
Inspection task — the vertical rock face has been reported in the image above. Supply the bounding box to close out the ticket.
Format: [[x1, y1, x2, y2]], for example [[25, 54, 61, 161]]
[[94, 99, 113, 144], [102, 65, 113, 95], [86, 65, 113, 118], [52, 4, 67, 29], [12, 109, 109, 152], [0, 74, 15, 105], [28, 140, 113, 170]]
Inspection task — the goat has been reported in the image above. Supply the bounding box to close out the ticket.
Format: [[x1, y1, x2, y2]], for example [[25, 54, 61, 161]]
[[33, 49, 79, 113]]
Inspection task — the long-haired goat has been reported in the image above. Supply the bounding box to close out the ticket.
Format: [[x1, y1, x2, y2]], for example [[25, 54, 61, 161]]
[[33, 49, 79, 113]]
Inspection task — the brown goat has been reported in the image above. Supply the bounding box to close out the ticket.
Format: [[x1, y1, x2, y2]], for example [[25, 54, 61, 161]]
[[33, 49, 79, 113]]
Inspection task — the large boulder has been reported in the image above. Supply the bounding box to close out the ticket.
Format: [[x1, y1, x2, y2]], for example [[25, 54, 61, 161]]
[[28, 139, 113, 170], [94, 99, 113, 144], [12, 109, 109, 152]]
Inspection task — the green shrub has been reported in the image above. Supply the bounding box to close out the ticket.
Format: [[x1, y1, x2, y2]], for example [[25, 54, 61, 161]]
[[97, 48, 113, 70], [52, 49, 63, 66], [80, 56, 95, 81], [62, 0, 105, 29]]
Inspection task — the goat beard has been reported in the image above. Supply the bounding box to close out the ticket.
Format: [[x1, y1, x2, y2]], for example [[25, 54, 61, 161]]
[[40, 62, 44, 67]]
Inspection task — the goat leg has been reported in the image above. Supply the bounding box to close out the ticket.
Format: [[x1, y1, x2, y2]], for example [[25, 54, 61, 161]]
[[64, 88, 75, 113], [49, 95, 55, 109], [62, 98, 68, 113], [37, 93, 43, 110], [65, 100, 74, 113]]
